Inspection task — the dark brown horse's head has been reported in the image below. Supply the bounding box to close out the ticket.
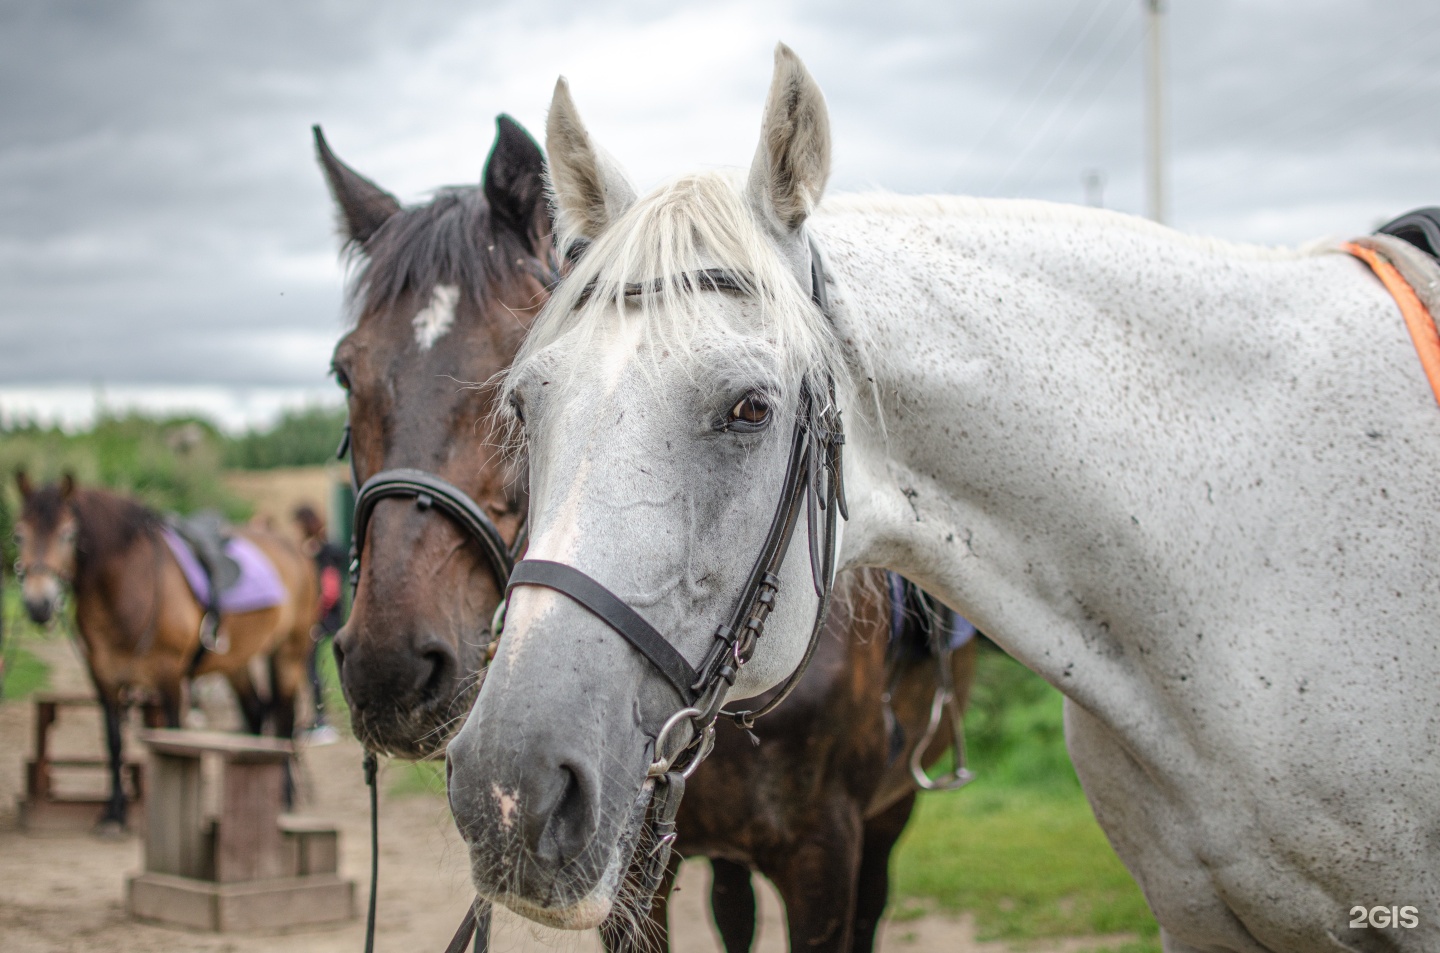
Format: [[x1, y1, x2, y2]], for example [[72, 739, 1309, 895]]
[[14, 470, 78, 625], [321, 116, 550, 758]]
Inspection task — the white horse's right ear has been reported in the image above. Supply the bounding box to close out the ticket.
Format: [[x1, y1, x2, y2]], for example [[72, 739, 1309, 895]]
[[747, 43, 831, 236], [545, 78, 637, 248]]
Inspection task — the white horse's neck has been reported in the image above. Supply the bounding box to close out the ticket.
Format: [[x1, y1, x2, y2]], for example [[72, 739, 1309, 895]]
[[816, 195, 1422, 732]]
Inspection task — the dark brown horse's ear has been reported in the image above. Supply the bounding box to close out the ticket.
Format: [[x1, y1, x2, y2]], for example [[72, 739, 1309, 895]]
[[313, 124, 402, 246], [15, 468, 33, 499], [484, 115, 550, 255], [59, 472, 76, 500]]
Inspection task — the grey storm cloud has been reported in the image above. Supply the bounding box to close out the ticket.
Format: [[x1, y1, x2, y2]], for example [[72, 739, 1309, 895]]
[[1, 0, 1438, 396]]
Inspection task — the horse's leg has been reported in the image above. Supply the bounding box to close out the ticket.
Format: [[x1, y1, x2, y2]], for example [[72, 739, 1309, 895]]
[[224, 666, 267, 735], [268, 643, 306, 743], [304, 627, 328, 727], [270, 628, 309, 809], [97, 687, 128, 830], [850, 792, 917, 953], [709, 858, 757, 953], [767, 803, 864, 953]]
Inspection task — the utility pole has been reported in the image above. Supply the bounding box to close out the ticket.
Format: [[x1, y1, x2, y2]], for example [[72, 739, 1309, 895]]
[[1145, 0, 1166, 225]]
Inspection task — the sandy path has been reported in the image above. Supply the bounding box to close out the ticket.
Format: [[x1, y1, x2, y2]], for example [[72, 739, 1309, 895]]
[[0, 634, 1128, 953]]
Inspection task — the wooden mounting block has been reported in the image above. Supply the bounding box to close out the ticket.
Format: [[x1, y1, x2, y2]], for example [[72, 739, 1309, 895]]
[[126, 729, 355, 933]]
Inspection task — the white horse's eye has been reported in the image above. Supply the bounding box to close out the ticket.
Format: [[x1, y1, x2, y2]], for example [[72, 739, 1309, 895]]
[[725, 393, 771, 432]]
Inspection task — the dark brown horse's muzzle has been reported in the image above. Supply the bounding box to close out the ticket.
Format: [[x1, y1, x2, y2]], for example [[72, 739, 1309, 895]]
[[23, 594, 57, 625], [333, 619, 463, 757]]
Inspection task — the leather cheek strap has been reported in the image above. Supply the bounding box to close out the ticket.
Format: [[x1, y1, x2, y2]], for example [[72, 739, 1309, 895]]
[[505, 560, 700, 705]]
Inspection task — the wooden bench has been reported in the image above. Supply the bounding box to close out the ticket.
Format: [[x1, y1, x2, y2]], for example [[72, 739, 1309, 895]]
[[126, 729, 356, 932], [17, 692, 145, 831]]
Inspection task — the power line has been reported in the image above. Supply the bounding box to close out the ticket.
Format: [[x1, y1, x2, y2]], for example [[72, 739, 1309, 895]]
[[1010, 35, 1143, 199], [989, 3, 1139, 197], [946, 0, 1122, 192]]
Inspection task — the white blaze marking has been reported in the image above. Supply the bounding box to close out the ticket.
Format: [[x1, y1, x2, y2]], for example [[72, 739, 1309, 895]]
[[500, 321, 640, 666], [413, 284, 459, 350], [599, 314, 644, 395], [501, 459, 590, 668]]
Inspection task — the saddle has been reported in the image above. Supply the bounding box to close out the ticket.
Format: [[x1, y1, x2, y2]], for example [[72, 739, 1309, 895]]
[[1379, 207, 1440, 260], [166, 511, 242, 669]]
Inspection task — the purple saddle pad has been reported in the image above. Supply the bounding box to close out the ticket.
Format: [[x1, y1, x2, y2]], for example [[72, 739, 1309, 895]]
[[161, 527, 286, 614]]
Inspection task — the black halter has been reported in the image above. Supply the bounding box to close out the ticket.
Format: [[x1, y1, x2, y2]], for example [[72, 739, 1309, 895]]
[[504, 235, 846, 788], [340, 440, 523, 953], [349, 466, 525, 589], [339, 414, 526, 592]]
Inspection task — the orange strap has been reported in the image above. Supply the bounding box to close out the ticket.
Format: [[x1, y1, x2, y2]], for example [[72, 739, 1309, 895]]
[[1345, 241, 1440, 407]]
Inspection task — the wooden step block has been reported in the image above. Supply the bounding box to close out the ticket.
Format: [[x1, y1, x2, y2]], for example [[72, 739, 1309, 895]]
[[127, 871, 356, 932], [278, 815, 340, 876]]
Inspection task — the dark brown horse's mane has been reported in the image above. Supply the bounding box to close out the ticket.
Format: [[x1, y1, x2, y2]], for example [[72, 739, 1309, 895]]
[[65, 488, 161, 587], [348, 185, 546, 322]]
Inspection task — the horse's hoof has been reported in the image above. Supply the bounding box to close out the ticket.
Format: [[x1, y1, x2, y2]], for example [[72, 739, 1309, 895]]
[[94, 819, 128, 840]]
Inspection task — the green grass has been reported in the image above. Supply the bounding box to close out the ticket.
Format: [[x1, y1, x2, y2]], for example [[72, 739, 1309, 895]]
[[1, 641, 50, 700], [891, 647, 1159, 948], [894, 787, 1158, 944], [311, 633, 351, 734], [1, 587, 54, 701], [389, 759, 448, 798]]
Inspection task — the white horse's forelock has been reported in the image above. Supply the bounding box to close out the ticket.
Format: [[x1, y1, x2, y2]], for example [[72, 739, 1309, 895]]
[[506, 169, 841, 404]]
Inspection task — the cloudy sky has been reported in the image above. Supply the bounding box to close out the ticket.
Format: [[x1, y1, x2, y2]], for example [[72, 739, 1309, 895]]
[[3, 0, 1438, 429]]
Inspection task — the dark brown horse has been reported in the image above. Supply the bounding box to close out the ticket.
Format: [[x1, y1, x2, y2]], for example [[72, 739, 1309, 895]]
[[14, 472, 318, 828], [318, 119, 975, 952]]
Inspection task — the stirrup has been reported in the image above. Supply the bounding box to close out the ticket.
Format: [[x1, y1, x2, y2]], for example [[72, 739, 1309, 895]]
[[198, 612, 229, 655], [908, 686, 975, 791]]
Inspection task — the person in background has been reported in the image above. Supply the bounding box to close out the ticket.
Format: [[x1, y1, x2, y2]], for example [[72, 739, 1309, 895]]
[[294, 503, 345, 744]]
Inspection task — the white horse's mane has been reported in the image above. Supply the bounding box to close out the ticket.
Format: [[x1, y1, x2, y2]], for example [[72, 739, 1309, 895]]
[[509, 168, 841, 399]]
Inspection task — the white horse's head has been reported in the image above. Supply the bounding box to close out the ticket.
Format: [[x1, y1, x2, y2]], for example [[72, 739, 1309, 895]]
[[446, 44, 843, 927]]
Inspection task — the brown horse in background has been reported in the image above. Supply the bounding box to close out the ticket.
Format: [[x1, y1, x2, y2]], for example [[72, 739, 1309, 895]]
[[13, 472, 318, 829], [318, 118, 976, 952]]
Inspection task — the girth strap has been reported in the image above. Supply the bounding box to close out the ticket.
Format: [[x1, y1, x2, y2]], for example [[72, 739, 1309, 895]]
[[506, 560, 700, 705]]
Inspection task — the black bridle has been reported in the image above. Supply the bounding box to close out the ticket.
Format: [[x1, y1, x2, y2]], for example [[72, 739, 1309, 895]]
[[498, 237, 848, 902]]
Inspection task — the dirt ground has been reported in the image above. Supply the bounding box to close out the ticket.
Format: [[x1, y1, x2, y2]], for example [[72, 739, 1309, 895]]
[[0, 636, 1130, 953]]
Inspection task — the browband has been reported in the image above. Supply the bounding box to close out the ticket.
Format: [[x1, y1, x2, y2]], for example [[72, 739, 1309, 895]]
[[574, 268, 751, 306]]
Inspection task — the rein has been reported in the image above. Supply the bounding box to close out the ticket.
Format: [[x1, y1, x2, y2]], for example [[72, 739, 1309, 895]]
[[500, 236, 848, 902]]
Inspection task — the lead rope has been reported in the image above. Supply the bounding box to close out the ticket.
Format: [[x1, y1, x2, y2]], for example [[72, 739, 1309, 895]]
[[363, 752, 379, 953]]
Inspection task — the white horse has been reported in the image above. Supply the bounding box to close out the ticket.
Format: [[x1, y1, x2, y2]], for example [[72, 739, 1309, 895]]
[[445, 44, 1440, 952]]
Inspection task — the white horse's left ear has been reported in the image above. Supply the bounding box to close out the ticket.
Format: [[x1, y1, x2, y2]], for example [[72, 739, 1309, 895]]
[[747, 43, 831, 236]]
